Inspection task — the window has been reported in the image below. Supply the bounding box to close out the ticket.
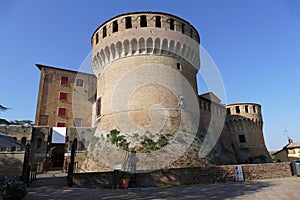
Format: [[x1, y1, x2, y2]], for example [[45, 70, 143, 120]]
[[177, 63, 182, 70], [253, 105, 256, 113], [59, 92, 67, 100], [96, 97, 101, 117], [235, 106, 240, 113], [112, 20, 118, 33], [74, 118, 82, 127], [140, 15, 147, 27], [238, 135, 246, 143], [57, 122, 66, 127], [103, 26, 107, 38], [170, 19, 175, 30], [76, 79, 84, 87], [227, 108, 231, 115], [245, 105, 249, 113], [61, 76, 69, 85], [155, 16, 161, 27], [181, 23, 185, 34], [58, 108, 66, 116], [95, 32, 99, 44], [125, 17, 132, 29]]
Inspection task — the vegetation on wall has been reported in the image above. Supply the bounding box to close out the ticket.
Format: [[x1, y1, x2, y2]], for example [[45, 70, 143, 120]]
[[106, 129, 129, 151], [105, 129, 170, 153]]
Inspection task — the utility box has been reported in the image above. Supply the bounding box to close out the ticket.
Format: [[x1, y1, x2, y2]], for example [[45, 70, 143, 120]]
[[292, 161, 300, 176]]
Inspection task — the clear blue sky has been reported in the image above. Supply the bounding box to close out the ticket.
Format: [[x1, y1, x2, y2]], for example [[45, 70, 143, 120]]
[[0, 0, 299, 151]]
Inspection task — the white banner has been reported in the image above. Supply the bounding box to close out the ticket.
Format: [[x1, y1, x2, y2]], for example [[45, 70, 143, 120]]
[[52, 127, 66, 144]]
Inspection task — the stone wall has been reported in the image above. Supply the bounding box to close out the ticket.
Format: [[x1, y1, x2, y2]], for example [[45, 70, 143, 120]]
[[0, 152, 24, 177], [72, 162, 292, 188]]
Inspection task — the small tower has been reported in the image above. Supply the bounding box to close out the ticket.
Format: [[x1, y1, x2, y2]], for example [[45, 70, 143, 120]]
[[226, 103, 271, 163]]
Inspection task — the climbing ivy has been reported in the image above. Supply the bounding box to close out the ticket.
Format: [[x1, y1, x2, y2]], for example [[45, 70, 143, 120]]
[[107, 129, 129, 150]]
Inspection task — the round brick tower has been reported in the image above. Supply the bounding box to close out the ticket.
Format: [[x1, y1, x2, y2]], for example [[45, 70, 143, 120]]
[[91, 12, 200, 138], [226, 103, 271, 163]]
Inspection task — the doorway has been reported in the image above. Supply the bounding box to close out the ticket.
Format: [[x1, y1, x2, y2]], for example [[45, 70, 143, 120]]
[[50, 145, 65, 170]]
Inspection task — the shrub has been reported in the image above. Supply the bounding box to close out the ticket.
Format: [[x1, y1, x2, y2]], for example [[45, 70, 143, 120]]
[[0, 176, 27, 200]]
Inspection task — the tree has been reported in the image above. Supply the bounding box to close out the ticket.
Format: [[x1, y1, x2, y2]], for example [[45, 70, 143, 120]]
[[0, 104, 9, 125], [0, 105, 33, 126]]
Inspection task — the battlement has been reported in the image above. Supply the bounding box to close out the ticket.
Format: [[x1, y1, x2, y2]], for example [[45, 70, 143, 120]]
[[226, 103, 261, 116], [91, 11, 200, 46], [91, 12, 200, 76]]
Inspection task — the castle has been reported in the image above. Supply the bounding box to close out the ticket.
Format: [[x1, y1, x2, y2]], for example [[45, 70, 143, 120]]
[[0, 12, 271, 174]]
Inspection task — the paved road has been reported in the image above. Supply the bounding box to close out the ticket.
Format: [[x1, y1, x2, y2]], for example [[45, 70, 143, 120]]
[[24, 171, 300, 200]]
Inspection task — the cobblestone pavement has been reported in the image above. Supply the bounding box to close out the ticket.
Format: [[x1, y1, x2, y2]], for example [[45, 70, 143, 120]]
[[24, 171, 300, 200]]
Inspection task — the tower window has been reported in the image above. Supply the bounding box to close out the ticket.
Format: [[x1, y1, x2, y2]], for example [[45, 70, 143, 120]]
[[181, 23, 185, 34], [170, 19, 175, 30], [59, 92, 67, 100], [177, 63, 182, 70], [235, 106, 240, 114], [140, 15, 147, 27], [58, 107, 66, 116], [238, 135, 246, 143], [245, 105, 249, 113], [96, 97, 101, 117], [112, 20, 118, 33], [102, 26, 107, 38], [125, 17, 132, 29], [95, 32, 99, 44], [253, 105, 256, 113], [61, 76, 69, 85], [74, 118, 82, 127], [155, 16, 161, 28], [76, 79, 84, 87], [227, 108, 231, 114]]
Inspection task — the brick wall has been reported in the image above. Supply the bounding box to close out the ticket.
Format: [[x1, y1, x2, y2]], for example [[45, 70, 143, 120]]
[[72, 162, 292, 188]]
